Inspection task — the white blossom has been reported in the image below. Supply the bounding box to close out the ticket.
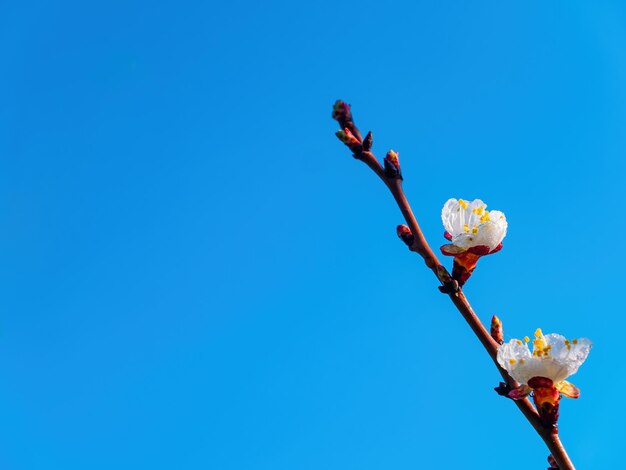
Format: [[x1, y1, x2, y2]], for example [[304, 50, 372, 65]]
[[497, 328, 592, 387], [441, 198, 507, 252]]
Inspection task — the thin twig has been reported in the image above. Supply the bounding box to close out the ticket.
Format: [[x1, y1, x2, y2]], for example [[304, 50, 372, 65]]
[[332, 101, 575, 470]]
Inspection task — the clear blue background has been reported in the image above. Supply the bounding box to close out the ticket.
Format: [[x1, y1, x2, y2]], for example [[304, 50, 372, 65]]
[[1, 1, 623, 468]]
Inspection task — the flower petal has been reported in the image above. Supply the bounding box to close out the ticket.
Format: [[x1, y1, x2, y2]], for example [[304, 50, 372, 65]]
[[543, 334, 592, 379], [441, 198, 463, 236], [556, 380, 580, 399], [497, 338, 532, 383]]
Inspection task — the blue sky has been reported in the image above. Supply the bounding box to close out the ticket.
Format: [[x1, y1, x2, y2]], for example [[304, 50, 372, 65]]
[[1, 1, 625, 468]]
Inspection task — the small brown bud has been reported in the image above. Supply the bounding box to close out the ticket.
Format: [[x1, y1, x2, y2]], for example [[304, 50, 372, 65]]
[[362, 131, 373, 151], [396, 224, 414, 246], [436, 265, 459, 293], [494, 382, 511, 397], [547, 454, 559, 469]]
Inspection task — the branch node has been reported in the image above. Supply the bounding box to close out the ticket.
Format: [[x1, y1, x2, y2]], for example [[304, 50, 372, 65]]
[[437, 281, 460, 294]]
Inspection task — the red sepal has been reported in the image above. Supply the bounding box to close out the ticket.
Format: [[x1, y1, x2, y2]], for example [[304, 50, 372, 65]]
[[467, 245, 491, 256], [528, 377, 554, 389], [508, 384, 532, 400], [440, 244, 466, 256], [487, 242, 503, 255], [450, 251, 481, 287], [529, 377, 561, 432]]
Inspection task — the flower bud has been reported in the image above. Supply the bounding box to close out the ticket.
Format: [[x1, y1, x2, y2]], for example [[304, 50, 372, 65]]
[[332, 100, 352, 126], [335, 128, 362, 153], [396, 224, 414, 246], [383, 150, 402, 179], [547, 454, 558, 469], [490, 315, 504, 344], [493, 381, 510, 397], [436, 265, 459, 293], [362, 131, 373, 151]]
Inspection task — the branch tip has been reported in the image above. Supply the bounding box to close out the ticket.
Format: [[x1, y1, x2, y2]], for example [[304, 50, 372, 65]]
[[332, 100, 362, 141], [332, 100, 352, 125]]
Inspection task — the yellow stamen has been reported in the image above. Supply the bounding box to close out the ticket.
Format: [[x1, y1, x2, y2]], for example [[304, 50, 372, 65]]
[[516, 340, 522, 346], [463, 223, 469, 233], [472, 225, 479, 234], [523, 336, 530, 343], [572, 339, 578, 345], [532, 328, 551, 357], [458, 199, 468, 209], [509, 358, 516, 365]]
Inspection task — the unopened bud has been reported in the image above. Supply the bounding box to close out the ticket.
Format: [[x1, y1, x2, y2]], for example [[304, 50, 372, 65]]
[[547, 455, 558, 469], [335, 128, 362, 153], [383, 150, 402, 179], [396, 224, 414, 246], [436, 264, 459, 293], [491, 315, 504, 344], [332, 100, 352, 126], [494, 382, 510, 397], [362, 131, 373, 151]]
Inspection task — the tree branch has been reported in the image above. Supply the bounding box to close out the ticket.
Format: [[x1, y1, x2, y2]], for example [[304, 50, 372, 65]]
[[332, 100, 575, 470]]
